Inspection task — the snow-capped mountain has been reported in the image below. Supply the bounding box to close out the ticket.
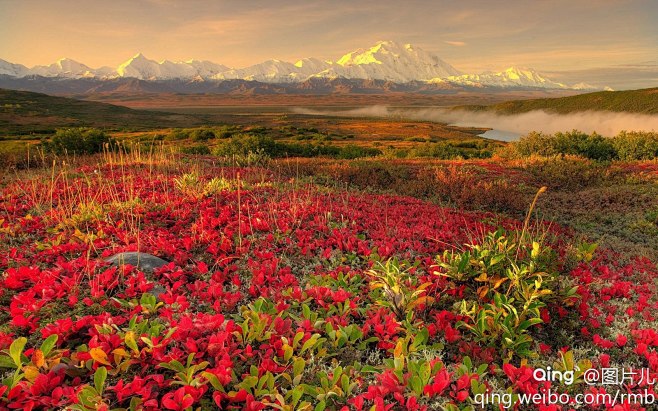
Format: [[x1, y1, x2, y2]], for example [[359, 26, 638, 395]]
[[0, 59, 29, 77], [318, 40, 462, 83], [116, 53, 229, 80], [216, 59, 301, 82], [444, 67, 567, 89], [0, 41, 594, 90], [28, 58, 97, 78]]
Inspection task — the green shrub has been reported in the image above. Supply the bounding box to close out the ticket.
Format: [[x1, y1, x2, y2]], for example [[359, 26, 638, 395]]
[[213, 133, 277, 157], [404, 136, 427, 142], [337, 144, 381, 159], [522, 157, 605, 189], [512, 129, 658, 161], [180, 144, 211, 155], [45, 128, 116, 155], [514, 132, 558, 157], [435, 228, 580, 360], [215, 125, 240, 139], [165, 129, 189, 141], [190, 128, 216, 141], [612, 131, 658, 161], [553, 130, 615, 161]]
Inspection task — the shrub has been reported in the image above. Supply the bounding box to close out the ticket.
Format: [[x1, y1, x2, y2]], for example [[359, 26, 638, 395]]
[[514, 132, 559, 157], [553, 130, 615, 161], [435, 228, 580, 360], [180, 144, 211, 155], [612, 131, 658, 161], [512, 129, 658, 161], [522, 157, 606, 189], [190, 128, 216, 141], [215, 125, 240, 139], [433, 165, 528, 211], [45, 128, 116, 155], [165, 129, 190, 141], [213, 133, 277, 157], [337, 144, 381, 159], [407, 142, 493, 160]]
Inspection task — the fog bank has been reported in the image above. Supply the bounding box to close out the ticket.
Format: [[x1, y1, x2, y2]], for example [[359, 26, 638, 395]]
[[290, 106, 658, 138]]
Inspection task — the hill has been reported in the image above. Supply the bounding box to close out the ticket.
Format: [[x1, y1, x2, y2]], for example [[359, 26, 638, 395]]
[[0, 88, 199, 134], [459, 87, 658, 114]]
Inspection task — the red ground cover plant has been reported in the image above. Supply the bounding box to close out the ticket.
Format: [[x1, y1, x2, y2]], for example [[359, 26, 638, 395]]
[[0, 160, 656, 410]]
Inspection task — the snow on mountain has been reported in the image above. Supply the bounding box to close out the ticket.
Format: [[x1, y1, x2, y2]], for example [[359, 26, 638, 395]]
[[115, 53, 229, 80], [445, 67, 567, 89], [28, 58, 96, 78], [0, 59, 29, 77], [571, 82, 611, 91], [319, 40, 462, 82], [115, 53, 155, 79], [0, 42, 584, 90], [185, 59, 230, 78], [293, 58, 332, 79], [214, 59, 300, 82]]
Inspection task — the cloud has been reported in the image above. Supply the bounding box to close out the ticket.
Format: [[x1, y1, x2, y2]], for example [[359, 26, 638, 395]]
[[545, 65, 658, 90], [290, 106, 658, 137], [444, 41, 466, 47]]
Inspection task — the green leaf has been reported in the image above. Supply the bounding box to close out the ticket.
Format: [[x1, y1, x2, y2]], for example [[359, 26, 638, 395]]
[[490, 253, 505, 266], [159, 359, 185, 373], [293, 358, 306, 378], [243, 375, 258, 390], [9, 337, 27, 368], [291, 386, 304, 406], [283, 344, 293, 362], [202, 371, 226, 392], [0, 356, 16, 368], [293, 331, 305, 348], [419, 361, 432, 384], [412, 327, 429, 349], [302, 304, 311, 319], [94, 366, 107, 395], [409, 375, 423, 396], [78, 386, 98, 407], [314, 401, 327, 411], [129, 397, 142, 411], [40, 334, 58, 357], [300, 334, 320, 354], [518, 318, 543, 332]]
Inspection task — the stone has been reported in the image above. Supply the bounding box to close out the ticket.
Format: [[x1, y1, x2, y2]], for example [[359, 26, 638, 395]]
[[105, 252, 169, 273], [105, 252, 169, 298]]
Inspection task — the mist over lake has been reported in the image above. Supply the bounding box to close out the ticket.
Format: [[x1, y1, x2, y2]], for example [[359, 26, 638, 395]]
[[291, 105, 658, 141]]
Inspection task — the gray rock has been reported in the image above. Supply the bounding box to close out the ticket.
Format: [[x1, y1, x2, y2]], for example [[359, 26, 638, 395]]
[[105, 252, 169, 273], [105, 252, 169, 299]]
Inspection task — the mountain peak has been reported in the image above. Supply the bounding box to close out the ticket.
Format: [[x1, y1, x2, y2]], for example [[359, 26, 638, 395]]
[[447, 66, 566, 89], [333, 40, 461, 81]]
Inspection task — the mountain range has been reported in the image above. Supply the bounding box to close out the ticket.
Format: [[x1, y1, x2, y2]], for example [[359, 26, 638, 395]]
[[0, 41, 601, 93]]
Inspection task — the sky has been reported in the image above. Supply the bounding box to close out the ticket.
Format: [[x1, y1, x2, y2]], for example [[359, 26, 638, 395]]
[[0, 0, 657, 89]]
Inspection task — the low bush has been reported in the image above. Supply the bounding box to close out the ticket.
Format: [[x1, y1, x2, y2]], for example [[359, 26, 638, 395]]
[[511, 129, 658, 161], [180, 144, 211, 155], [612, 131, 658, 161], [435, 229, 580, 360], [521, 157, 607, 189], [44, 128, 116, 155], [190, 128, 216, 141], [336, 144, 381, 159]]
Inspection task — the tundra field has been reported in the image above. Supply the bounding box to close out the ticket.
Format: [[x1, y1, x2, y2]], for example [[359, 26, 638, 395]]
[[1, 90, 658, 411]]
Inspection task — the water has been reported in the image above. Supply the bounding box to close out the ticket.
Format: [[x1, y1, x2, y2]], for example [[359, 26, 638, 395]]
[[478, 129, 522, 142]]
